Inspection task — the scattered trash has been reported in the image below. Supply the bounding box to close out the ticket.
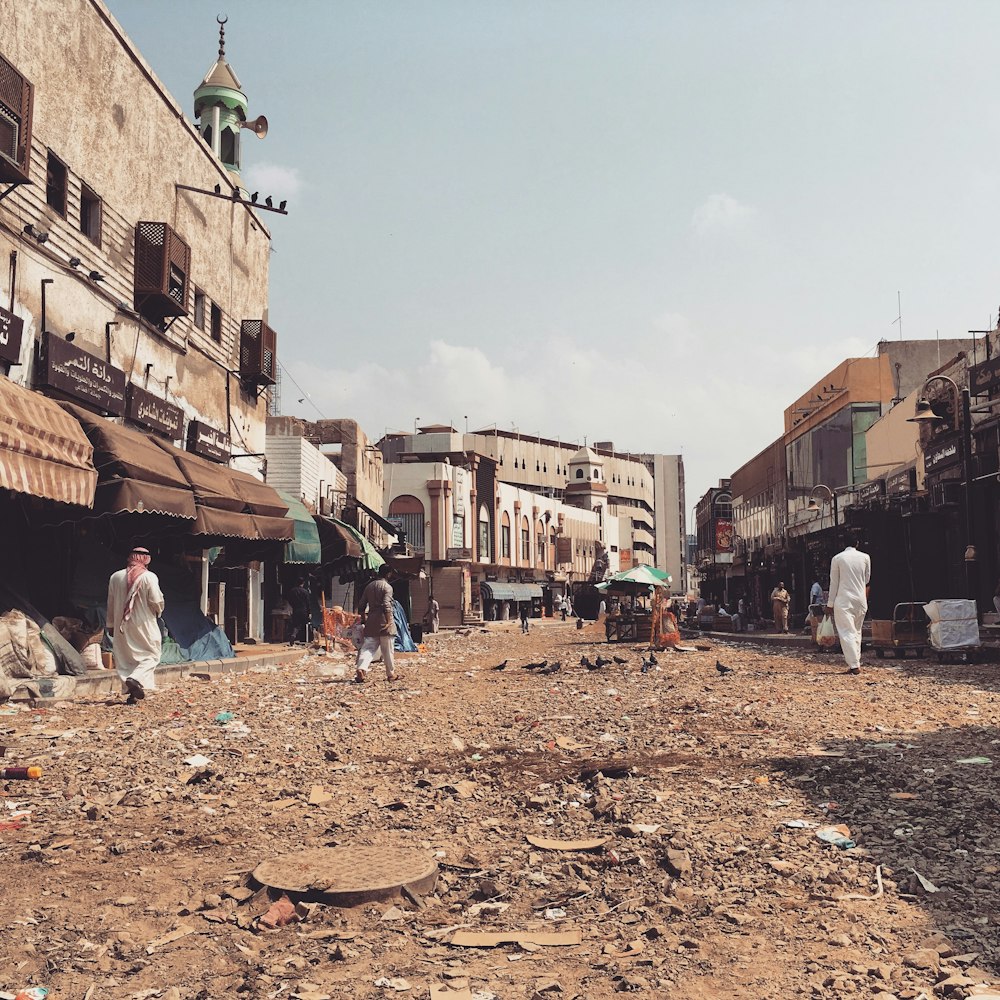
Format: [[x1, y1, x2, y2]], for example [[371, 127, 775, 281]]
[[911, 869, 942, 893], [781, 819, 817, 829], [956, 756, 992, 765], [183, 754, 212, 768], [374, 977, 412, 992], [543, 907, 567, 920], [816, 825, 856, 850], [214, 711, 236, 724], [0, 766, 42, 780]]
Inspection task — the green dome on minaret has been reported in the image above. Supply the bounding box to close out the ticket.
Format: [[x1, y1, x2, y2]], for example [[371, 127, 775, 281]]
[[193, 16, 247, 177]]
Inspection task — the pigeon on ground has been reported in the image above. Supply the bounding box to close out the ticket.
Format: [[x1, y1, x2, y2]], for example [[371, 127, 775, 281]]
[[595, 655, 611, 667], [613, 655, 628, 665], [580, 655, 593, 667], [640, 657, 652, 674], [716, 659, 733, 675], [586, 659, 604, 671], [522, 660, 547, 670], [540, 661, 562, 675], [492, 660, 508, 671], [648, 651, 658, 665]]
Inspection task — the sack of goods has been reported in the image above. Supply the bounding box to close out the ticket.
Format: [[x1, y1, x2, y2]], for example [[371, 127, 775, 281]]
[[923, 599, 980, 651], [816, 613, 839, 648]]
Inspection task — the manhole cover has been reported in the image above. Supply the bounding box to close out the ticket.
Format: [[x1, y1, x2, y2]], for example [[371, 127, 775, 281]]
[[252, 846, 438, 905]]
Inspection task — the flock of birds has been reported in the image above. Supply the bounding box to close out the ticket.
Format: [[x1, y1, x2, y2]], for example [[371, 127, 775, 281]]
[[489, 651, 736, 677]]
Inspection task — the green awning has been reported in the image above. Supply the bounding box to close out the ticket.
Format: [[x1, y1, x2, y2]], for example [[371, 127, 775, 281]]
[[316, 516, 384, 571], [279, 490, 322, 565]]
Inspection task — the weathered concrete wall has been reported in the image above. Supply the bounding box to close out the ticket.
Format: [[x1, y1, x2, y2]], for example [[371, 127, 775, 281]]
[[0, 0, 273, 451]]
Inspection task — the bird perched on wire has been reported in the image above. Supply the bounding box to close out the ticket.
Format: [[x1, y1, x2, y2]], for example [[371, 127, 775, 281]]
[[613, 655, 628, 665], [492, 660, 508, 671], [716, 660, 733, 675], [522, 659, 547, 670]]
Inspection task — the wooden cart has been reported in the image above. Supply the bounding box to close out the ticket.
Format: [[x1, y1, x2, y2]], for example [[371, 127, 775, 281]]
[[870, 603, 928, 659]]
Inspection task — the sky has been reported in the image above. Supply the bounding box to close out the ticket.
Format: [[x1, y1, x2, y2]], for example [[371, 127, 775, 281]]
[[109, 0, 1000, 524]]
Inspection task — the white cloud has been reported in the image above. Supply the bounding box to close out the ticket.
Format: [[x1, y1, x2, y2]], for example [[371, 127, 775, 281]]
[[691, 193, 757, 237], [241, 162, 304, 200]]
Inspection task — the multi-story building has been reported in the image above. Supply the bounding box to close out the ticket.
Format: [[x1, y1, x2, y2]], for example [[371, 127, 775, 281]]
[[0, 1, 291, 644]]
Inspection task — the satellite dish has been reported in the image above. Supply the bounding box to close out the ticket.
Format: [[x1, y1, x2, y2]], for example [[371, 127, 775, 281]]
[[239, 115, 269, 139]]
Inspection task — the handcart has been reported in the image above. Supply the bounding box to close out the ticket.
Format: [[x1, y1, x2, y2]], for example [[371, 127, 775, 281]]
[[870, 603, 928, 659]]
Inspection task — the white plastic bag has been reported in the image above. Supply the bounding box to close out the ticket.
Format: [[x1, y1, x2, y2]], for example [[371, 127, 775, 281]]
[[817, 614, 838, 648]]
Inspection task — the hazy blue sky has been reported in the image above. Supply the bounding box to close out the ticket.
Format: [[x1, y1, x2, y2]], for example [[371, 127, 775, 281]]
[[110, 0, 1000, 518]]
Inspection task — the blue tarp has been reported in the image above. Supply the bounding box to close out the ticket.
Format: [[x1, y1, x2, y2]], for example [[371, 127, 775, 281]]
[[393, 599, 418, 652]]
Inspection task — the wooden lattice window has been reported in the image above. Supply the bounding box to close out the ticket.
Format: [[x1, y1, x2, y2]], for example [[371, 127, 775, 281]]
[[133, 221, 191, 325]]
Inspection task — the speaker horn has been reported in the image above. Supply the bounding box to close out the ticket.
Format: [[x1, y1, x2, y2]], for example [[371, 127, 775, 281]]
[[240, 115, 269, 139]]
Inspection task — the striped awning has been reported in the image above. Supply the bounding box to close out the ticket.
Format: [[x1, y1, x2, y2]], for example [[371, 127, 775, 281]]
[[481, 582, 543, 601], [0, 377, 97, 506]]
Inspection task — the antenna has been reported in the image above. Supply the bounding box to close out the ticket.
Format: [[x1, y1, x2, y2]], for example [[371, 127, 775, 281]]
[[891, 291, 902, 341]]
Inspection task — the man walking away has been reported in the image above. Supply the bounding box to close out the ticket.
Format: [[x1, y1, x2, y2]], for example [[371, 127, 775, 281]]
[[826, 543, 871, 675], [107, 546, 165, 704], [770, 582, 790, 634], [519, 603, 530, 633], [355, 564, 399, 683]]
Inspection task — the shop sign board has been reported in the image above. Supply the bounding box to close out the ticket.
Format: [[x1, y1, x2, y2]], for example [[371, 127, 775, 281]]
[[858, 479, 886, 503], [126, 384, 184, 440], [924, 437, 962, 475], [970, 356, 1000, 396], [887, 467, 916, 496], [0, 305, 24, 365], [187, 419, 230, 463], [446, 547, 472, 561], [715, 518, 734, 553], [36, 331, 125, 415], [556, 536, 573, 565]]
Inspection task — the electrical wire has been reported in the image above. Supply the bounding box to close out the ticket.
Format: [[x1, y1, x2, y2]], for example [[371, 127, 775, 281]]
[[277, 359, 326, 419]]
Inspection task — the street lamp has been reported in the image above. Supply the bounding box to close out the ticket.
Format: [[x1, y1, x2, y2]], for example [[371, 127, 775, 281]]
[[806, 484, 838, 527], [907, 374, 976, 603]]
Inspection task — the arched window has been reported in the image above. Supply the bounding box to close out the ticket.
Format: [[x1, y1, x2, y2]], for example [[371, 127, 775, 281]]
[[592, 469, 599, 479], [478, 504, 492, 563], [576, 469, 584, 479], [388, 495, 425, 550], [536, 521, 545, 565], [501, 511, 511, 559]]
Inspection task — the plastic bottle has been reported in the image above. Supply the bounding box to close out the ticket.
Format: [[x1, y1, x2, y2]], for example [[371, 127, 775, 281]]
[[15, 987, 50, 1000], [1, 766, 43, 780]]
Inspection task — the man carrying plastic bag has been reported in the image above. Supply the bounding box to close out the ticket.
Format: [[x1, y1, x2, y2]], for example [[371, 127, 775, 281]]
[[825, 542, 871, 675]]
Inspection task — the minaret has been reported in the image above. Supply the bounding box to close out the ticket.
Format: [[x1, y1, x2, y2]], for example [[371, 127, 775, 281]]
[[564, 445, 608, 517], [193, 16, 248, 180]]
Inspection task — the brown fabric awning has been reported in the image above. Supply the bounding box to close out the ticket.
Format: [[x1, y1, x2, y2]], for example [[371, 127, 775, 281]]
[[150, 439, 292, 541], [313, 515, 363, 560], [0, 377, 97, 506], [62, 403, 195, 518]]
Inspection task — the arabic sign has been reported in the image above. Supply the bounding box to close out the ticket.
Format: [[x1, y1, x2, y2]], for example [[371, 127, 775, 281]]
[[970, 356, 1000, 396], [0, 305, 24, 365], [446, 547, 472, 561], [887, 467, 916, 496], [186, 419, 230, 463], [125, 385, 184, 440], [36, 331, 125, 415], [924, 436, 962, 475], [858, 479, 886, 502]]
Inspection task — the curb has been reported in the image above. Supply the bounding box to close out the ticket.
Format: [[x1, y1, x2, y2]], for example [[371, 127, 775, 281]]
[[10, 649, 303, 703]]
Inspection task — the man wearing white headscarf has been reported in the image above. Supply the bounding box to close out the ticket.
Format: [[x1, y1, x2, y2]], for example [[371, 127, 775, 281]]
[[107, 546, 165, 702]]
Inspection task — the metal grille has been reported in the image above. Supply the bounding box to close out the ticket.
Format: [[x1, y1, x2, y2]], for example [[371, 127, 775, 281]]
[[0, 106, 15, 160]]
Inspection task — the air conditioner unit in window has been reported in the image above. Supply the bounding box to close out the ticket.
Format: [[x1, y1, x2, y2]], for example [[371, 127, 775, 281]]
[[133, 222, 191, 324], [239, 319, 277, 386], [0, 53, 33, 184]]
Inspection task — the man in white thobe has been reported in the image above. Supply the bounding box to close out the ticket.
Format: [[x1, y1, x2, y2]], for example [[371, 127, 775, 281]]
[[107, 546, 165, 702], [826, 544, 871, 675]]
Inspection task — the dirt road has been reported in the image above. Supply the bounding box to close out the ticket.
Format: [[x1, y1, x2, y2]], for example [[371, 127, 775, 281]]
[[1, 620, 998, 999]]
